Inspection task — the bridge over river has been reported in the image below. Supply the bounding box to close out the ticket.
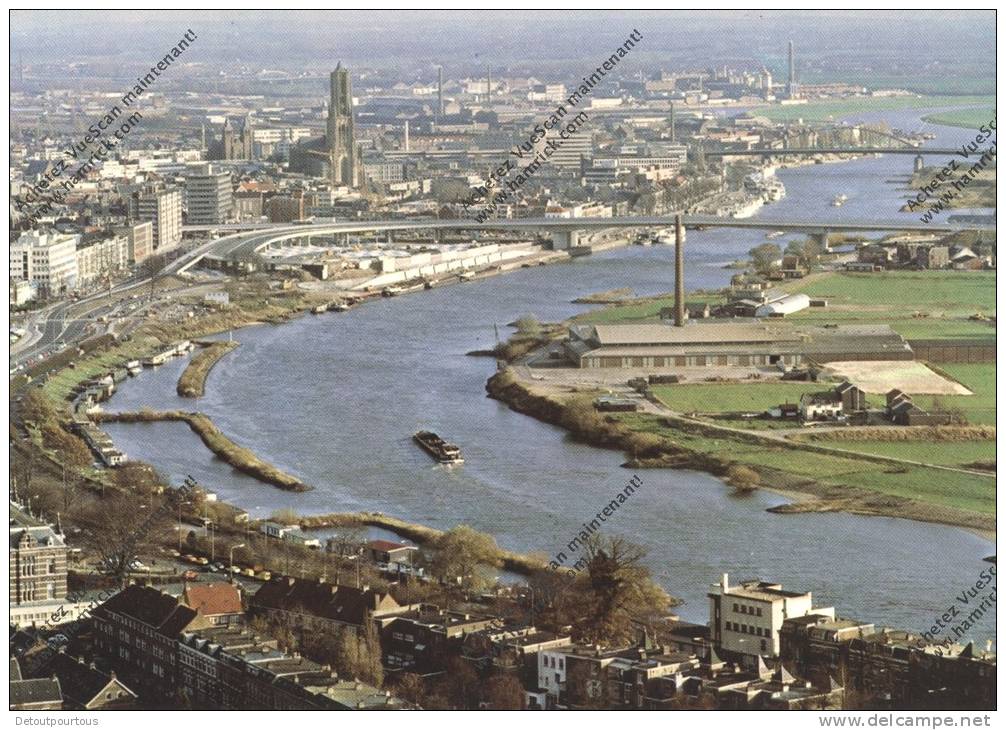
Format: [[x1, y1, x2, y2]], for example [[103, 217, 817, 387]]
[[177, 214, 992, 272]]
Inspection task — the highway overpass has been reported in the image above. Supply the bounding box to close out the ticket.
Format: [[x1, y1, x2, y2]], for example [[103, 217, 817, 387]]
[[177, 215, 993, 272]]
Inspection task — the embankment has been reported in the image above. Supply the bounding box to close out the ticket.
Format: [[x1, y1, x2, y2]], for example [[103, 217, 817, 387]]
[[177, 341, 239, 397], [296, 511, 546, 576], [95, 410, 310, 492], [485, 368, 724, 473]]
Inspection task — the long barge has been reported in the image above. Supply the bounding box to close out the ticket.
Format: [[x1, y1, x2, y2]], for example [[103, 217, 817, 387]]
[[413, 430, 464, 464]]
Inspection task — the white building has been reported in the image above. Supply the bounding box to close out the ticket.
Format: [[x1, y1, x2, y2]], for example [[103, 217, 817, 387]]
[[184, 164, 233, 226], [75, 235, 129, 287], [10, 231, 79, 296], [137, 189, 183, 253], [708, 574, 833, 663]]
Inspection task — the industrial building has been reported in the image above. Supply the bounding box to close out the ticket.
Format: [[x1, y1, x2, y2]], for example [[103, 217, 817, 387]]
[[564, 321, 913, 369]]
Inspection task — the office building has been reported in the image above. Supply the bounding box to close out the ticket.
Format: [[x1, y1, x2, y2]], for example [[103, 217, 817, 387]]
[[137, 188, 183, 252], [184, 164, 233, 226], [9, 231, 79, 296], [709, 573, 832, 662]]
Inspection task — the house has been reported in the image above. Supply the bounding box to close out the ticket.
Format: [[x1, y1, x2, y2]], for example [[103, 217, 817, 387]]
[[92, 585, 209, 701], [39, 652, 137, 710], [707, 573, 834, 668], [834, 380, 867, 412], [9, 658, 62, 710], [779, 615, 995, 709], [799, 391, 843, 422], [250, 576, 408, 635], [259, 521, 293, 539], [380, 608, 501, 674], [9, 501, 69, 629], [366, 539, 418, 566], [181, 582, 244, 626], [537, 640, 702, 710], [283, 528, 321, 549]]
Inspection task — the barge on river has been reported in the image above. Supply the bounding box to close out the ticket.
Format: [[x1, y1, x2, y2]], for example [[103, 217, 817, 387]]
[[413, 431, 464, 464]]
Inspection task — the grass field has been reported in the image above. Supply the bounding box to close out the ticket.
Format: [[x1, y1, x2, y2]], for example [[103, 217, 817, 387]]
[[815, 440, 995, 467], [921, 107, 996, 129], [753, 95, 994, 123], [783, 271, 996, 342], [911, 363, 996, 425], [616, 413, 996, 514]]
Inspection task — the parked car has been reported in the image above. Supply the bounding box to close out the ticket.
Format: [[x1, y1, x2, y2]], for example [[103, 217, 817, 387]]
[[182, 570, 199, 581]]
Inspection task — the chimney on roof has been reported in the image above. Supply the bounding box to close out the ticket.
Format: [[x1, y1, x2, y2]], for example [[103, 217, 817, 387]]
[[721, 573, 729, 592]]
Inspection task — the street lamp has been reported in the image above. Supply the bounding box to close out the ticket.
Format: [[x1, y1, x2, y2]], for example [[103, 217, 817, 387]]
[[229, 543, 246, 584]]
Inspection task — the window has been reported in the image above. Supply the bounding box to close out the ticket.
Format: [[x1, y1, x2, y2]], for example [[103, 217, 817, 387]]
[[760, 639, 767, 652], [558, 658, 563, 670], [732, 603, 738, 612], [756, 607, 763, 617]]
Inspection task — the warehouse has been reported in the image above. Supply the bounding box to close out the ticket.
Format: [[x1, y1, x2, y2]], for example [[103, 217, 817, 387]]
[[564, 322, 913, 369]]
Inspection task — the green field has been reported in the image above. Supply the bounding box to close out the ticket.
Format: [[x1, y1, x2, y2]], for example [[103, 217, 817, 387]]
[[616, 413, 996, 514], [783, 271, 996, 342], [813, 440, 995, 467], [754, 95, 994, 123], [922, 107, 996, 129], [911, 363, 997, 425]]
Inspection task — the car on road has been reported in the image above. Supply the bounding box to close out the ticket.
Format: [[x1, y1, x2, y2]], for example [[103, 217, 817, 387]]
[[182, 570, 199, 581]]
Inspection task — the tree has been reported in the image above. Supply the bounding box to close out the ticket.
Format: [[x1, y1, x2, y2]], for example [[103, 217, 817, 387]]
[[431, 525, 501, 595], [514, 315, 541, 335], [393, 673, 426, 707], [785, 238, 823, 269], [443, 656, 480, 709], [485, 674, 524, 710], [574, 535, 673, 645], [81, 492, 169, 587], [748, 243, 782, 275], [726, 464, 760, 492], [41, 424, 93, 469]]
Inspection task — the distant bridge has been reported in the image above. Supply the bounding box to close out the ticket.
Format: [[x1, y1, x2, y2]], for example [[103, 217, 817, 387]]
[[702, 147, 957, 157], [177, 215, 992, 272]]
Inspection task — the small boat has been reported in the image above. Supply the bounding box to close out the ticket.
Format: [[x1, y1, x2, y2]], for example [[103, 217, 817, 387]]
[[125, 360, 141, 376], [332, 302, 350, 312], [311, 304, 328, 314], [382, 286, 403, 297], [831, 194, 847, 207], [413, 431, 464, 464], [765, 230, 785, 240]]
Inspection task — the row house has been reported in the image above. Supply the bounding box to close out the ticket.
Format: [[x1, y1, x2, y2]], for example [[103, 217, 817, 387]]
[[780, 615, 996, 710], [250, 576, 408, 638], [92, 585, 210, 703], [380, 608, 501, 675]]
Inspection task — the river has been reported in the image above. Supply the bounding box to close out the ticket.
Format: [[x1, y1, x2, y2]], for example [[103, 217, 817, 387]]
[[103, 109, 995, 644]]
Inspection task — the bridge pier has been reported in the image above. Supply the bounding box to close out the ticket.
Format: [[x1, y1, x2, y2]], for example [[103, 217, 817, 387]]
[[550, 229, 582, 250], [914, 154, 924, 173], [815, 230, 831, 252]]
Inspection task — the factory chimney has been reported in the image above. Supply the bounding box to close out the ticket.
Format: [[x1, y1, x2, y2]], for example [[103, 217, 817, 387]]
[[787, 40, 797, 98], [674, 214, 685, 327], [437, 66, 444, 116], [669, 102, 676, 144], [404, 119, 410, 152], [486, 67, 492, 106]]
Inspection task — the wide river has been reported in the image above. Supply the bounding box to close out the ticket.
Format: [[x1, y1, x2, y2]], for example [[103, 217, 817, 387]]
[[105, 109, 995, 643]]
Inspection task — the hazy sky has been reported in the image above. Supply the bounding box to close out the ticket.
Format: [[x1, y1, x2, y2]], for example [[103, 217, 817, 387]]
[[10, 10, 995, 93]]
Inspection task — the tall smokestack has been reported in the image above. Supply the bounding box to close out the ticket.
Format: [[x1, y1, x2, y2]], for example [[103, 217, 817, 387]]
[[486, 67, 492, 106], [437, 66, 444, 116], [403, 119, 410, 152], [669, 102, 676, 144], [787, 40, 797, 98], [674, 214, 685, 327]]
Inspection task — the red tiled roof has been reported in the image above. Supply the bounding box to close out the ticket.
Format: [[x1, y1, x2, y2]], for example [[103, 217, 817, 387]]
[[367, 540, 415, 553], [183, 582, 243, 617]]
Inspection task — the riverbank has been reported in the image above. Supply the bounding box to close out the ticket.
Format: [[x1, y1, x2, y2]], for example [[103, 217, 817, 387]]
[[485, 368, 995, 538], [177, 340, 239, 397], [95, 410, 311, 492]]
